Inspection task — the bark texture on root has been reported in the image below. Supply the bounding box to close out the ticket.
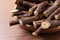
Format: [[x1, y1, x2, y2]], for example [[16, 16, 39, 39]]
[[43, 0, 60, 17], [34, 1, 49, 16]]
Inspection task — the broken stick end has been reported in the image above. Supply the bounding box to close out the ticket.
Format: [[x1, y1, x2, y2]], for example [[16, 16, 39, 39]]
[[28, 9, 33, 14], [10, 9, 18, 13], [34, 11, 38, 16], [33, 21, 37, 28], [43, 11, 49, 17], [19, 20, 24, 25], [41, 20, 50, 29], [32, 32, 37, 36]]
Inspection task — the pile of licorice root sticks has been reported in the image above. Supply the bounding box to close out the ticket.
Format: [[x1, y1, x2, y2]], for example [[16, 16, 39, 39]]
[[10, 0, 60, 36]]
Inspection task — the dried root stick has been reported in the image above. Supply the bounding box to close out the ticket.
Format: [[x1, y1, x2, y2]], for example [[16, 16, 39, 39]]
[[11, 11, 28, 16], [15, 0, 36, 7], [32, 26, 60, 36], [34, 1, 49, 16], [10, 19, 19, 26], [43, 0, 60, 17], [32, 20, 60, 36], [28, 5, 37, 16], [19, 15, 43, 25], [47, 7, 60, 20]]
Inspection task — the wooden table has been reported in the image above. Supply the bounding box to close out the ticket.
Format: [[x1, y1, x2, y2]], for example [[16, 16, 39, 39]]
[[0, 0, 60, 40]]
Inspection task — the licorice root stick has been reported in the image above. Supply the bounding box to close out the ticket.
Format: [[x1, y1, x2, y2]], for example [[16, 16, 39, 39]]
[[19, 15, 43, 25], [17, 11, 34, 19], [16, 5, 29, 11], [28, 5, 37, 16], [10, 19, 19, 26], [34, 1, 49, 16], [32, 26, 60, 36], [32, 27, 43, 36], [15, 1, 36, 8], [32, 20, 60, 36], [47, 7, 60, 20], [11, 11, 28, 16], [43, 0, 60, 17]]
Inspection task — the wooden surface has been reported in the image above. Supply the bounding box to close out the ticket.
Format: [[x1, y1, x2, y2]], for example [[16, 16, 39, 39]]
[[0, 0, 60, 40]]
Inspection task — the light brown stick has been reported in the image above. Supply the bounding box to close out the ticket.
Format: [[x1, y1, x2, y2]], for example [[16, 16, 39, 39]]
[[32, 27, 43, 36], [16, 5, 29, 11]]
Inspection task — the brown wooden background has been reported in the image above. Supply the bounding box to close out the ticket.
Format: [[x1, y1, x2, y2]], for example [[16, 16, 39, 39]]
[[0, 0, 60, 40]]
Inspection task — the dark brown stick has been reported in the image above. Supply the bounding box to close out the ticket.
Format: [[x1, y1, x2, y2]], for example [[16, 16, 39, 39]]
[[15, 1, 36, 8], [32, 20, 60, 36], [21, 25, 60, 34], [20, 25, 36, 32], [11, 9, 18, 13], [34, 1, 49, 16], [16, 5, 28, 11], [43, 0, 60, 17], [19, 15, 43, 25], [32, 25, 60, 36], [32, 27, 43, 36], [47, 7, 60, 20], [9, 19, 19, 26], [54, 13, 60, 20], [17, 12, 33, 19], [28, 5, 37, 16]]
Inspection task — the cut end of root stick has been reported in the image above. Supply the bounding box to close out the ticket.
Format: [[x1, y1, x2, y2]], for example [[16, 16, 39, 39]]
[[32, 32, 37, 36], [10, 9, 18, 16], [10, 9, 18, 13], [28, 9, 33, 14], [26, 24, 32, 28], [33, 21, 37, 28], [43, 11, 49, 17], [54, 15, 59, 19], [19, 20, 23, 25], [41, 20, 50, 29], [34, 11, 38, 16], [13, 16, 18, 19]]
